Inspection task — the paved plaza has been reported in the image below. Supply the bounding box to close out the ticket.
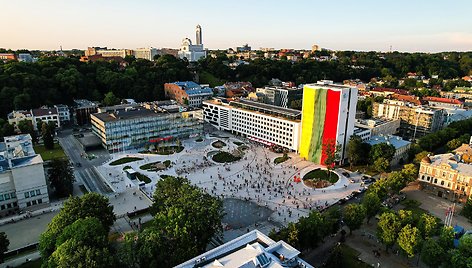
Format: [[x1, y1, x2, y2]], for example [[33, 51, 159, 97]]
[[98, 130, 365, 227]]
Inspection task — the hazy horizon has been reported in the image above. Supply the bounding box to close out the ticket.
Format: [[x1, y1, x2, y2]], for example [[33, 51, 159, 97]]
[[2, 0, 472, 53]]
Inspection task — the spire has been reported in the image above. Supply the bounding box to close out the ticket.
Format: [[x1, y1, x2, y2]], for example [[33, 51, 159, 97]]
[[196, 24, 202, 45]]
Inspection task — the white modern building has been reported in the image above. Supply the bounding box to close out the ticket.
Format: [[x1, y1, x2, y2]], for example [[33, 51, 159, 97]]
[[133, 47, 159, 61], [176, 229, 313, 268], [8, 107, 61, 131], [203, 98, 301, 151], [54, 104, 71, 124], [178, 25, 207, 62], [355, 118, 400, 137], [31, 107, 61, 130], [0, 134, 49, 216]]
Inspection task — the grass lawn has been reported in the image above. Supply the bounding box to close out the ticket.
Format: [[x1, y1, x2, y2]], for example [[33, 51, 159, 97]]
[[326, 244, 371, 268], [110, 157, 143, 166], [303, 169, 339, 184], [136, 173, 151, 184], [33, 142, 66, 161], [274, 154, 290, 164], [212, 151, 241, 163]]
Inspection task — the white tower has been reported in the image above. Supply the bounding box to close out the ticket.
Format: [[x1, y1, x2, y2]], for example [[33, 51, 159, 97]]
[[196, 25, 202, 45]]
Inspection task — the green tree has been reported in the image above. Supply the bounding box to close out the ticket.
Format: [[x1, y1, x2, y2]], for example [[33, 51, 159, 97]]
[[461, 198, 472, 222], [103, 91, 120, 106], [401, 163, 419, 182], [347, 135, 363, 168], [362, 192, 381, 223], [418, 214, 438, 238], [48, 239, 114, 268], [446, 138, 463, 151], [41, 121, 55, 150], [421, 238, 445, 268], [48, 159, 75, 197], [323, 139, 340, 176], [297, 211, 327, 249], [39, 193, 115, 260], [377, 212, 400, 252], [374, 157, 390, 173], [438, 226, 455, 250], [17, 119, 38, 143], [369, 143, 395, 163], [397, 224, 422, 258], [413, 151, 430, 165], [343, 204, 366, 234], [0, 232, 9, 263]]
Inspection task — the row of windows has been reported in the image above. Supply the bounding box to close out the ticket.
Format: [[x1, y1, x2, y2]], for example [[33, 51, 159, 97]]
[[26, 198, 43, 207], [0, 202, 18, 211], [0, 192, 16, 201], [24, 189, 41, 199]]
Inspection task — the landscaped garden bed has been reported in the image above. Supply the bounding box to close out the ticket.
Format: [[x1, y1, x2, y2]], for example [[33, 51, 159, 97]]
[[140, 160, 172, 171], [274, 154, 290, 164], [212, 140, 226, 148], [136, 173, 151, 184], [302, 168, 339, 188], [139, 146, 184, 155], [109, 157, 143, 166], [212, 151, 241, 163]]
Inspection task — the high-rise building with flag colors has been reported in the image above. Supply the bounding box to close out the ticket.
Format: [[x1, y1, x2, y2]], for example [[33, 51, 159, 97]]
[[299, 80, 358, 165]]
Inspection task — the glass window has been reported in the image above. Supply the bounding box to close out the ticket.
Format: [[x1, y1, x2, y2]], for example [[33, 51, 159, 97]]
[[38, 199, 42, 204], [10, 192, 15, 198], [0, 195, 3, 201], [4, 194, 10, 200], [26, 201, 31, 207], [36, 189, 41, 195], [30, 190, 35, 197], [25, 192, 30, 198]]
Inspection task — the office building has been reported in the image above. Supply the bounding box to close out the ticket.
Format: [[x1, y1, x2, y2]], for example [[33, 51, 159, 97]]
[[355, 118, 400, 136], [73, 99, 99, 126], [178, 25, 207, 62], [164, 81, 213, 108], [203, 98, 301, 151], [256, 86, 303, 109], [133, 47, 159, 61], [176, 229, 313, 268], [91, 101, 203, 152], [353, 127, 371, 142], [0, 134, 49, 216], [366, 135, 411, 166], [299, 81, 358, 165], [418, 144, 472, 202]]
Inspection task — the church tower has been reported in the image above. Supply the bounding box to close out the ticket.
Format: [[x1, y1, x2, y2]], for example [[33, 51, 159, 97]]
[[196, 25, 202, 45]]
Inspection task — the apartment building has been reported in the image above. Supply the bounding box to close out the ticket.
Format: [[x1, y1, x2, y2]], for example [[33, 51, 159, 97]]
[[164, 81, 213, 108], [256, 86, 303, 109], [0, 134, 49, 216], [176, 230, 313, 268], [366, 135, 411, 166], [8, 107, 61, 131], [372, 100, 445, 139], [418, 147, 472, 203], [355, 118, 400, 136], [133, 47, 159, 61], [299, 81, 358, 165], [91, 101, 203, 152], [54, 104, 71, 124], [423, 96, 464, 109], [202, 98, 301, 151]]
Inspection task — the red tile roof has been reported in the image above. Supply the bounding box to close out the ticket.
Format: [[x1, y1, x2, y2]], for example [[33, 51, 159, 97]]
[[31, 108, 58, 117], [391, 94, 423, 105], [423, 96, 464, 105], [371, 87, 409, 95]]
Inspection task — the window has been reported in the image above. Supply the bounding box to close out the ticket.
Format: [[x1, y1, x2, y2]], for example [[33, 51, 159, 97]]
[[32, 200, 37, 205], [26, 201, 31, 207], [10, 192, 15, 198], [4, 194, 10, 200], [30, 190, 35, 197], [0, 205, 4, 210], [25, 192, 30, 198], [0, 195, 3, 201], [7, 203, 11, 208], [38, 199, 42, 204], [36, 189, 41, 195]]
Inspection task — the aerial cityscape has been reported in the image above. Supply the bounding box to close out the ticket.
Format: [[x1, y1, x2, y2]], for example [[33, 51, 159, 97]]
[[1, 1, 472, 267]]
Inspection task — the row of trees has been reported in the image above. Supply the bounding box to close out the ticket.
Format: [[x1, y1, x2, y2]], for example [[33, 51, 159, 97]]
[[347, 135, 396, 173], [38, 176, 223, 268]]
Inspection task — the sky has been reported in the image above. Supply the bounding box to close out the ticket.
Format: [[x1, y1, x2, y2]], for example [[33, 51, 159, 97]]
[[2, 0, 472, 52]]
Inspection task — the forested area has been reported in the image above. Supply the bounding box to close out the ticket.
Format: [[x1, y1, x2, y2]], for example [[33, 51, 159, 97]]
[[0, 50, 471, 120]]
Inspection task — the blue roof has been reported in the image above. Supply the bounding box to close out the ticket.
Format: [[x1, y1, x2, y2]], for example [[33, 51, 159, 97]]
[[367, 135, 411, 149], [174, 81, 201, 90], [186, 87, 213, 96]]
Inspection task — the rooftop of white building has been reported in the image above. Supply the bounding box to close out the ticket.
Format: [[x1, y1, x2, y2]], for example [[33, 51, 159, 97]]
[[0, 134, 43, 172], [425, 153, 472, 177], [175, 230, 313, 268]]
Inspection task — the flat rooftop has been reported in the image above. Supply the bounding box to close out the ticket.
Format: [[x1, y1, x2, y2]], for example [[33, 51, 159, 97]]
[[93, 108, 158, 122], [367, 135, 411, 149], [231, 99, 302, 118]]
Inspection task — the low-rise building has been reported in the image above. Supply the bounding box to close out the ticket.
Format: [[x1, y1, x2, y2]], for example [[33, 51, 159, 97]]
[[175, 229, 313, 268], [133, 47, 159, 61], [91, 101, 203, 152], [0, 134, 49, 216], [18, 53, 33, 63], [54, 104, 71, 124], [366, 135, 411, 165], [31, 107, 60, 130], [0, 53, 16, 62], [255, 86, 303, 109], [353, 127, 371, 142], [418, 147, 472, 202], [7, 110, 34, 132], [423, 96, 464, 109], [203, 98, 301, 151], [164, 81, 213, 108]]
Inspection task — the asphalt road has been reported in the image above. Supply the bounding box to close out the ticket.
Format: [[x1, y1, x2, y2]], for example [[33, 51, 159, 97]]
[[57, 129, 112, 194]]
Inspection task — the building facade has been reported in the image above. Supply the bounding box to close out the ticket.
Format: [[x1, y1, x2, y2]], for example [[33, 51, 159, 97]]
[[372, 100, 445, 139], [366, 135, 411, 166], [31, 107, 61, 130], [91, 102, 203, 152], [73, 99, 99, 126], [418, 151, 472, 203], [202, 99, 301, 151], [176, 229, 313, 268], [355, 118, 400, 136], [164, 81, 213, 108], [133, 47, 159, 61], [299, 81, 358, 165], [0, 53, 16, 62], [256, 86, 303, 109], [54, 104, 71, 124], [7, 110, 34, 132], [0, 134, 49, 216]]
